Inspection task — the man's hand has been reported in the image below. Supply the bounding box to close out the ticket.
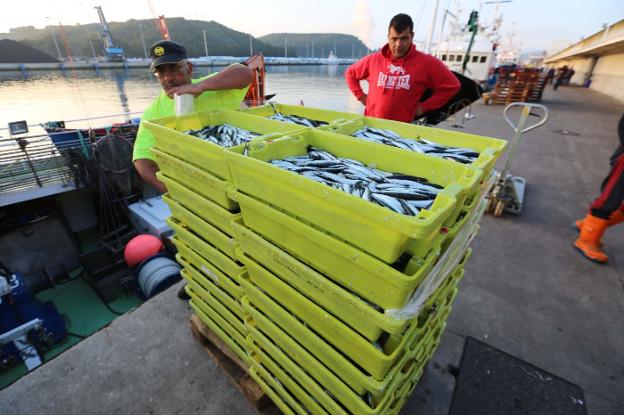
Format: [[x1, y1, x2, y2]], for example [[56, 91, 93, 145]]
[[134, 159, 167, 194], [359, 94, 367, 106], [166, 83, 203, 98], [414, 104, 424, 118]]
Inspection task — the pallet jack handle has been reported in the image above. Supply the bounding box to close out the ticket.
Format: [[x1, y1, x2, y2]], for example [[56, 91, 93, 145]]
[[500, 103, 549, 179]]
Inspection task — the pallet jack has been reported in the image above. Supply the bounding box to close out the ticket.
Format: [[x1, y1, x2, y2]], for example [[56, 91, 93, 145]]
[[487, 103, 549, 216]]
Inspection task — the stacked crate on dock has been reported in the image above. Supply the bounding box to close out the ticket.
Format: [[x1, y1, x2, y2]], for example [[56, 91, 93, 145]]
[[144, 105, 506, 414], [143, 109, 306, 364], [143, 108, 363, 366], [223, 125, 506, 415]]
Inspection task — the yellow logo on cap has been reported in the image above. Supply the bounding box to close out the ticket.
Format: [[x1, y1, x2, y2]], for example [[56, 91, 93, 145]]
[[154, 46, 165, 56]]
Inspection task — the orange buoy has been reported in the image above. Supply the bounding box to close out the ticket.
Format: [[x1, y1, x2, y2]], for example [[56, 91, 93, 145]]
[[124, 234, 164, 267]]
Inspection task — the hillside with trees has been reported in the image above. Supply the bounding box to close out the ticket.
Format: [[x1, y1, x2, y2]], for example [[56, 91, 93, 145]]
[[258, 33, 371, 59], [0, 18, 289, 59], [0, 19, 373, 61]]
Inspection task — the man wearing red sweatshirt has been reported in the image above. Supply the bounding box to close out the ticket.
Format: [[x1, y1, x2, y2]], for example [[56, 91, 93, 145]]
[[345, 13, 460, 123]]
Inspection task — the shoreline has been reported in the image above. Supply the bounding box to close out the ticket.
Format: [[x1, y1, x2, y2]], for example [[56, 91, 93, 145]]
[[0, 57, 357, 72]]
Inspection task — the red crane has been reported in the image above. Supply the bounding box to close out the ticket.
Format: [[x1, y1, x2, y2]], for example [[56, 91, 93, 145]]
[[156, 15, 170, 40], [146, 1, 170, 39]]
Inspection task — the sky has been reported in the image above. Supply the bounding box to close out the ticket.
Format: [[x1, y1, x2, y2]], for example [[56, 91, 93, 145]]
[[1, 0, 622, 54]]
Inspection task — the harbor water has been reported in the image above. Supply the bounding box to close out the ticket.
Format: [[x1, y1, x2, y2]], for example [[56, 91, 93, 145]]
[[0, 65, 363, 136]]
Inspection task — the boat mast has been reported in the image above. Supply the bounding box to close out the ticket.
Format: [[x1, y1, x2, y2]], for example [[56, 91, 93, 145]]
[[462, 10, 479, 74], [425, 0, 441, 54]]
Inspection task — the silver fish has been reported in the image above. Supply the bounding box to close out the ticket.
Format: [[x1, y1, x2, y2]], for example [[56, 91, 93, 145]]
[[185, 123, 259, 147], [266, 146, 444, 216], [268, 112, 328, 127], [352, 126, 480, 164]]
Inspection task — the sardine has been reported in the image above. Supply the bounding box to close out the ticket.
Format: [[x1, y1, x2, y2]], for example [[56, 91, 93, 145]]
[[352, 126, 480, 164], [268, 112, 328, 127], [371, 193, 407, 214], [264, 146, 444, 217], [185, 123, 259, 147]]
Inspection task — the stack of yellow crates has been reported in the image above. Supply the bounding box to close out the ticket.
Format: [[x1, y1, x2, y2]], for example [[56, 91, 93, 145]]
[[145, 105, 506, 415], [144, 107, 360, 367]]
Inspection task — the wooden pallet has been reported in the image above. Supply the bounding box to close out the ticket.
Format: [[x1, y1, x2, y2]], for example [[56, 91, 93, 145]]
[[485, 70, 546, 105], [189, 314, 273, 411]]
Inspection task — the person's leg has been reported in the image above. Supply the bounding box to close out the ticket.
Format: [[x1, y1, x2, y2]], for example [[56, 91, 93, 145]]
[[576, 205, 624, 233], [590, 156, 624, 219], [574, 156, 624, 263]]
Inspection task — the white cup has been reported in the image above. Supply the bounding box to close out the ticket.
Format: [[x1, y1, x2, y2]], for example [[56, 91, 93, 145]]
[[174, 93, 194, 116]]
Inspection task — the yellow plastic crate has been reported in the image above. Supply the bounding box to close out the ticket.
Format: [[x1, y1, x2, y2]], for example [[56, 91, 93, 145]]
[[165, 199, 239, 260], [242, 294, 442, 401], [144, 109, 306, 180], [241, 103, 362, 126], [386, 366, 425, 415], [180, 259, 245, 313], [233, 221, 410, 339], [184, 269, 247, 328], [168, 223, 244, 278], [249, 350, 334, 415], [387, 348, 428, 413], [247, 326, 426, 415], [248, 365, 302, 415], [152, 148, 238, 211], [175, 247, 244, 300], [240, 261, 411, 380], [323, 116, 507, 178], [162, 189, 240, 238], [239, 276, 452, 388], [225, 128, 480, 263], [237, 239, 461, 346], [188, 294, 250, 365], [231, 191, 474, 312], [178, 254, 244, 301], [419, 323, 446, 370]]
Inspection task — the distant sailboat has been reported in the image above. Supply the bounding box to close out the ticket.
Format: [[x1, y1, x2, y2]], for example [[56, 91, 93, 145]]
[[327, 50, 339, 64]]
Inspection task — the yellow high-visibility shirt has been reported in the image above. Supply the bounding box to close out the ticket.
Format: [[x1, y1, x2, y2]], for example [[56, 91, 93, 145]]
[[133, 66, 249, 162]]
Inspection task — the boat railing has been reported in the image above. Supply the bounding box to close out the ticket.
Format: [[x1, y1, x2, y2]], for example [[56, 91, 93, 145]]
[[0, 114, 140, 201], [0, 133, 82, 197]]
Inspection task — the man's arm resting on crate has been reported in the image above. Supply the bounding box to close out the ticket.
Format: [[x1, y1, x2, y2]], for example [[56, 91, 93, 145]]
[[166, 64, 253, 97], [134, 159, 167, 194]]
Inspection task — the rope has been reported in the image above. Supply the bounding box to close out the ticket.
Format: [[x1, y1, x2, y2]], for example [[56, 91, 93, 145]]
[[57, 21, 92, 127]]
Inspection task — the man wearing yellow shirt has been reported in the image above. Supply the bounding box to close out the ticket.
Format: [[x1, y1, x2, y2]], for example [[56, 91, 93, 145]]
[[133, 40, 253, 193]]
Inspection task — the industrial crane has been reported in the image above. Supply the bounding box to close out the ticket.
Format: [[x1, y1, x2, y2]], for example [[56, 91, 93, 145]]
[[94, 6, 125, 62], [156, 15, 171, 40]]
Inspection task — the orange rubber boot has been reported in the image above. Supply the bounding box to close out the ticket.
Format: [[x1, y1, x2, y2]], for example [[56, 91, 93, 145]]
[[574, 214, 609, 264], [575, 209, 624, 247], [577, 209, 624, 229]]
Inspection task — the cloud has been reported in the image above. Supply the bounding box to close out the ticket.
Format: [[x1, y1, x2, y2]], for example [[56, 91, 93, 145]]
[[354, 0, 375, 49]]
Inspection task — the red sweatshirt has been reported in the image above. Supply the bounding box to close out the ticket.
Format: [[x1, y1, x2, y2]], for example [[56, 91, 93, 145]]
[[345, 44, 460, 123]]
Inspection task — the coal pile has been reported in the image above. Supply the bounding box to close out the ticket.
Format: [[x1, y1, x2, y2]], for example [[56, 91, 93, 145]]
[[0, 39, 59, 63]]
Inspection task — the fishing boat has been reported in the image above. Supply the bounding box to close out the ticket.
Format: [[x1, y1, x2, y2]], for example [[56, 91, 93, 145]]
[[0, 110, 148, 386], [435, 34, 497, 84], [424, 1, 517, 85], [0, 52, 271, 388]]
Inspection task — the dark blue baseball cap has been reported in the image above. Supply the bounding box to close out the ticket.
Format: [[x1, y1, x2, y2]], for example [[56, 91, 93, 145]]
[[149, 40, 187, 71]]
